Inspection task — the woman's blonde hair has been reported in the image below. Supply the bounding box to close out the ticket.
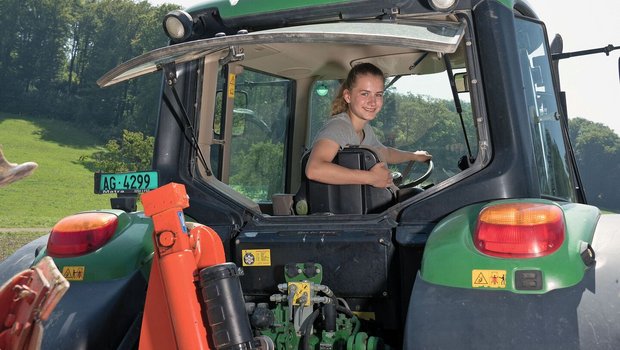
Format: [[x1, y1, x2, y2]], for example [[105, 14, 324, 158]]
[[330, 62, 384, 116]]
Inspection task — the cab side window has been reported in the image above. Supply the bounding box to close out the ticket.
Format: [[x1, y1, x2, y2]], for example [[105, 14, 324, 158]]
[[515, 16, 576, 201]]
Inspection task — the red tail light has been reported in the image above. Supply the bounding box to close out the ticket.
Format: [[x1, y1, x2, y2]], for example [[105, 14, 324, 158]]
[[47, 213, 118, 258], [474, 203, 564, 258]]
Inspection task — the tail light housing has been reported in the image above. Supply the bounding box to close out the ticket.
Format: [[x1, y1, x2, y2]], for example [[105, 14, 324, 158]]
[[474, 203, 565, 258], [47, 212, 118, 258]]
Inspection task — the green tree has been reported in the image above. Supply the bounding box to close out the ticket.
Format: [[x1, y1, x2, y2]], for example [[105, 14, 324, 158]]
[[230, 142, 284, 200], [0, 0, 72, 110], [0, 0, 176, 140], [65, 0, 99, 94], [0, 0, 24, 106], [82, 129, 154, 172], [73, 0, 177, 138], [568, 118, 620, 212]]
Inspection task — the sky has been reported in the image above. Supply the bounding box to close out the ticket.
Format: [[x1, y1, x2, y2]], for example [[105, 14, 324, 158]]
[[149, 0, 620, 134]]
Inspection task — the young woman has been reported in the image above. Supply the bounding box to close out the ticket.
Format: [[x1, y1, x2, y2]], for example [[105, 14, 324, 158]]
[[305, 63, 432, 188]]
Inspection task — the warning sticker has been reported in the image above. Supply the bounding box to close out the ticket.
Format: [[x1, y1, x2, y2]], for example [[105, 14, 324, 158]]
[[227, 73, 236, 98], [289, 282, 311, 306], [241, 249, 271, 267], [62, 266, 85, 281], [472, 269, 506, 288]]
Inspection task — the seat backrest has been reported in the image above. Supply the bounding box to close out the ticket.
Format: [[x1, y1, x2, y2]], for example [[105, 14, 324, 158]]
[[294, 147, 394, 215]]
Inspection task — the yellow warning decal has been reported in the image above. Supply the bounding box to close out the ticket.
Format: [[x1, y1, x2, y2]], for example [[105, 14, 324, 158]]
[[62, 266, 85, 281], [289, 282, 311, 306], [472, 269, 506, 288], [227, 73, 236, 98], [241, 249, 271, 267]]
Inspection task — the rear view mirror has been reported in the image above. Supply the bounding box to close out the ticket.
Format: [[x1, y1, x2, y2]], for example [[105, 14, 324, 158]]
[[214, 91, 250, 136], [454, 72, 469, 92], [231, 109, 251, 136], [213, 108, 252, 137]]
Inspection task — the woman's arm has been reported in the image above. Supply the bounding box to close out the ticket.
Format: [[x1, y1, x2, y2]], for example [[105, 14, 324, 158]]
[[382, 147, 432, 164], [305, 139, 393, 188]]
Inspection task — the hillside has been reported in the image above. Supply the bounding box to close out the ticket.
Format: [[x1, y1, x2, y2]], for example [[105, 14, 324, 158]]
[[0, 113, 114, 228]]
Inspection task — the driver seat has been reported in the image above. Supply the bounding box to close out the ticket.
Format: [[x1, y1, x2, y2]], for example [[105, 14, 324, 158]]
[[293, 147, 395, 215]]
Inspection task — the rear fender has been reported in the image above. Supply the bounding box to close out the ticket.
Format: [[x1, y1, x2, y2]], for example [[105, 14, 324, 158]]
[[419, 199, 599, 293], [405, 213, 620, 349], [36, 210, 155, 282], [32, 210, 154, 349]]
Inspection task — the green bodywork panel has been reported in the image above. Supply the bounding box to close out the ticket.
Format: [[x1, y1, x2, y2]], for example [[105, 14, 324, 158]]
[[420, 199, 600, 294], [187, 0, 359, 17], [259, 266, 371, 350], [36, 210, 154, 281], [284, 262, 323, 284], [186, 0, 516, 17], [497, 0, 514, 9]]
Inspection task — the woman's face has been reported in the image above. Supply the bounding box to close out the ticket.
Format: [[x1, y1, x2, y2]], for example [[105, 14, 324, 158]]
[[344, 74, 384, 122]]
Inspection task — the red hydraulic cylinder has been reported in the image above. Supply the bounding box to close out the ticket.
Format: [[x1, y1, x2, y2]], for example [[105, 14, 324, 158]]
[[140, 182, 225, 350]]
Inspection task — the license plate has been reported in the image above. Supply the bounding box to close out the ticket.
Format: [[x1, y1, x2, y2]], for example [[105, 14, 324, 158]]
[[94, 171, 158, 194]]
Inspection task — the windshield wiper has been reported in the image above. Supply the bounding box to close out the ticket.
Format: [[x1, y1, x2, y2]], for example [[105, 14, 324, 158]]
[[384, 52, 429, 91]]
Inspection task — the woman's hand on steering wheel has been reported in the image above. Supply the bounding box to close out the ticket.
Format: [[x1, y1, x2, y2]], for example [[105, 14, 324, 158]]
[[412, 150, 432, 162], [398, 159, 434, 189]]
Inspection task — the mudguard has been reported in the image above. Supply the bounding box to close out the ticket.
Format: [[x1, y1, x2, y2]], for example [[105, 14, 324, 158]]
[[0, 236, 145, 349], [404, 214, 620, 349], [39, 271, 147, 349]]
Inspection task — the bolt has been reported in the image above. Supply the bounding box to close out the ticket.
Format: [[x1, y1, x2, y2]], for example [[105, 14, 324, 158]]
[[157, 231, 175, 247]]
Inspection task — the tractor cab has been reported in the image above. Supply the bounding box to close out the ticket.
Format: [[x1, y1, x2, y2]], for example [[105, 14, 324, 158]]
[[101, 14, 479, 217], [96, 0, 587, 345]]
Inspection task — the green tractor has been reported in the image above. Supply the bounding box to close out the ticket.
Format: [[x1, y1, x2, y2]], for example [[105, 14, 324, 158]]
[[2, 0, 619, 348]]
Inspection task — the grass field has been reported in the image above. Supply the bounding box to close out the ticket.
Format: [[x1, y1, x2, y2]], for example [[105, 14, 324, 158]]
[[0, 113, 116, 259], [0, 231, 47, 261], [0, 113, 114, 227]]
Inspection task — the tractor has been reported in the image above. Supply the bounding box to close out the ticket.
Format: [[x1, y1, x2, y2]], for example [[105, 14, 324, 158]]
[[2, 0, 619, 348]]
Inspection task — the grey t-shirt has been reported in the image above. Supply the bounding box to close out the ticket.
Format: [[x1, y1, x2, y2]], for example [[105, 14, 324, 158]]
[[312, 113, 385, 150]]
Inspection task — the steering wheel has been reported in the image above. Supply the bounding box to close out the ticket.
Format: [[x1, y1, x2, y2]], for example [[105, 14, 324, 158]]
[[393, 160, 434, 189]]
